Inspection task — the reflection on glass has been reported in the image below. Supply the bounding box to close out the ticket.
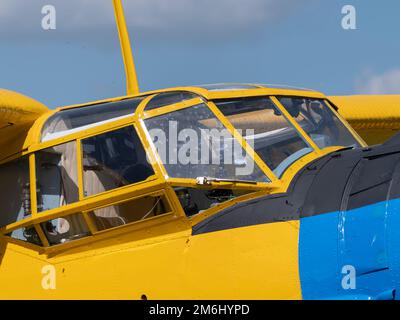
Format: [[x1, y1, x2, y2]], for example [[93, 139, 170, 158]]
[[89, 195, 171, 231], [145, 92, 198, 111], [41, 97, 144, 142], [8, 227, 42, 246], [278, 97, 361, 149], [145, 103, 269, 182], [0, 157, 31, 227], [41, 214, 90, 245], [36, 142, 79, 212], [82, 126, 154, 197], [215, 97, 312, 177]]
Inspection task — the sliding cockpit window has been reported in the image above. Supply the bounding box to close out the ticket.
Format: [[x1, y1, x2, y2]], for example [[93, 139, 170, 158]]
[[41, 97, 145, 142]]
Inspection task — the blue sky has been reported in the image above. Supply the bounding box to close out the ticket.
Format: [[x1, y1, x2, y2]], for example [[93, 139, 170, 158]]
[[1, 0, 400, 108]]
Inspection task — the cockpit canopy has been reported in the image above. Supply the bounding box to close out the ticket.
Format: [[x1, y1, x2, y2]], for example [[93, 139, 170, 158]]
[[39, 87, 362, 182], [0, 85, 364, 247]]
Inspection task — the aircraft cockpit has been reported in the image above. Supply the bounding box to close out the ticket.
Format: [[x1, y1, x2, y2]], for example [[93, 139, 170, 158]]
[[0, 85, 365, 250]]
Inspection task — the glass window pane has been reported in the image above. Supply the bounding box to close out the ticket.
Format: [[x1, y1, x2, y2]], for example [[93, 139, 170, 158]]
[[8, 227, 42, 246], [82, 126, 155, 197], [41, 97, 144, 142], [215, 97, 313, 178], [0, 157, 31, 227], [89, 194, 171, 231], [278, 97, 361, 149], [145, 92, 198, 111], [144, 103, 269, 183], [36, 142, 79, 213], [256, 84, 313, 91], [41, 214, 90, 246]]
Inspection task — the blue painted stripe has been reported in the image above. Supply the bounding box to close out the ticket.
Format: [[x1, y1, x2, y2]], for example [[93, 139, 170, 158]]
[[299, 199, 400, 300]]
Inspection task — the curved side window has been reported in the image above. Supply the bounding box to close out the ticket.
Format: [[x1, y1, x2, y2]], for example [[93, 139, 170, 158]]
[[277, 97, 361, 149], [41, 97, 144, 142], [145, 91, 198, 111], [0, 157, 31, 227], [82, 126, 155, 197]]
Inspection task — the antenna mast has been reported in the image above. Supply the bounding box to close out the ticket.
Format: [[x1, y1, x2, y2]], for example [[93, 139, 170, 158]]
[[112, 0, 140, 95]]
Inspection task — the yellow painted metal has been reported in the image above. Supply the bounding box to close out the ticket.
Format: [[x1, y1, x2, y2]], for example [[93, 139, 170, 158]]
[[28, 154, 38, 217], [0, 219, 300, 299], [77, 134, 99, 235], [206, 88, 324, 101], [134, 94, 156, 120], [180, 221, 301, 300], [34, 224, 50, 248], [76, 139, 85, 201], [1, 235, 46, 255], [330, 95, 400, 145], [112, 0, 140, 95], [82, 212, 98, 235], [0, 89, 49, 161], [270, 96, 321, 153], [167, 177, 273, 191], [46, 213, 181, 255]]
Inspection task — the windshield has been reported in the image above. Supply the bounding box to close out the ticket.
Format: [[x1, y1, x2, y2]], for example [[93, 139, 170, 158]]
[[214, 97, 313, 177], [277, 97, 361, 149], [144, 103, 270, 183]]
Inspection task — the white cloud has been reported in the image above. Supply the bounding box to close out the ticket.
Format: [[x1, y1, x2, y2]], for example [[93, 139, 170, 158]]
[[0, 0, 313, 43], [356, 69, 400, 94]]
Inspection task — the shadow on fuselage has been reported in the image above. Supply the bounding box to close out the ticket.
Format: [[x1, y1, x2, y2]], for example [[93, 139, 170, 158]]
[[0, 239, 7, 266]]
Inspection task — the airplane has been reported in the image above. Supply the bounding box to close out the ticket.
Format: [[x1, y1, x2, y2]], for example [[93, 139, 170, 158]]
[[1, 0, 400, 300]]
